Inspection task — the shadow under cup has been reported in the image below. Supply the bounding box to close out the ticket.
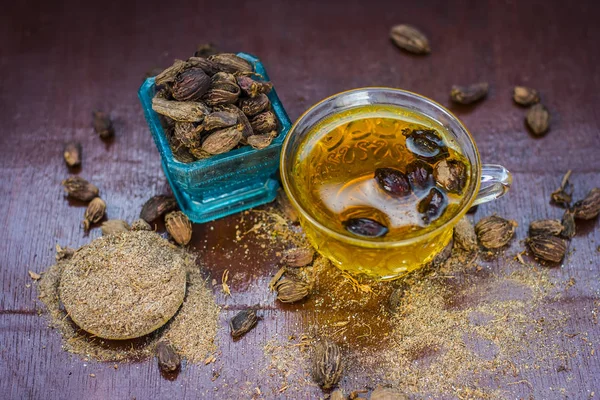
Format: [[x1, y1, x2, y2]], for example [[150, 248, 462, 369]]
[[280, 88, 510, 279]]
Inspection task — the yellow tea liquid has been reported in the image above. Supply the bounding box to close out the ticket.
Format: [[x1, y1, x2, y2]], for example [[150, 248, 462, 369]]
[[290, 105, 471, 278]]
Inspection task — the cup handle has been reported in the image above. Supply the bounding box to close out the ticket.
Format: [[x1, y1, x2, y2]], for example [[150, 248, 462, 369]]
[[472, 164, 512, 206]]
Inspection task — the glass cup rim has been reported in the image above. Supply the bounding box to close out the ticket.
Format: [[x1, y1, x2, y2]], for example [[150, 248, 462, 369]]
[[280, 87, 482, 248]]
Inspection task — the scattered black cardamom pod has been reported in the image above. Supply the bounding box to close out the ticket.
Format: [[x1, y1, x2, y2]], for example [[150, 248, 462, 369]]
[[343, 217, 389, 238], [311, 340, 343, 390], [140, 195, 178, 222], [281, 247, 315, 267], [561, 209, 576, 238], [403, 129, 449, 162], [453, 217, 478, 252], [528, 235, 568, 263], [101, 219, 130, 236], [573, 188, 600, 220], [63, 141, 82, 168], [390, 24, 430, 55], [405, 160, 433, 190], [450, 82, 489, 105], [156, 341, 180, 373], [172, 68, 211, 101], [526, 103, 550, 136], [528, 219, 563, 237], [274, 277, 310, 303], [83, 197, 106, 232], [229, 309, 258, 339], [165, 211, 192, 246], [418, 187, 447, 224], [550, 170, 573, 208], [62, 176, 99, 202], [92, 111, 115, 140], [434, 159, 468, 194], [475, 216, 517, 249], [513, 86, 540, 106], [374, 167, 412, 197]]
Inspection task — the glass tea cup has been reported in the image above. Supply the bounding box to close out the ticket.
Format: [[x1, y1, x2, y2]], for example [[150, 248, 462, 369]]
[[280, 88, 512, 279]]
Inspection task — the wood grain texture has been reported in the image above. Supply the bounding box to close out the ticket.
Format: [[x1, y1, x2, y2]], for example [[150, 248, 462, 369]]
[[1, 0, 599, 399]]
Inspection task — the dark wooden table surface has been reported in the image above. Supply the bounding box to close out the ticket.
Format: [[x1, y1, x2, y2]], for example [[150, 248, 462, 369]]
[[1, 1, 599, 399]]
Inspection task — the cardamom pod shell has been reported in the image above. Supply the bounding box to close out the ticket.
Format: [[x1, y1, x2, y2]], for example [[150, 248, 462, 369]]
[[250, 110, 277, 133], [561, 209, 576, 238], [526, 104, 550, 136], [450, 82, 489, 105], [513, 86, 540, 106], [528, 235, 568, 263], [101, 219, 130, 236], [390, 24, 430, 54], [156, 341, 180, 373], [172, 68, 211, 101], [453, 217, 478, 252], [434, 159, 468, 194], [165, 211, 192, 246], [92, 111, 114, 139], [239, 93, 270, 116], [229, 309, 258, 339], [201, 127, 242, 155], [236, 76, 273, 97], [83, 197, 106, 232], [155, 59, 187, 86], [203, 111, 238, 131], [311, 340, 343, 390], [152, 97, 210, 122], [475, 216, 517, 249], [62, 176, 99, 202], [173, 122, 202, 149], [274, 277, 310, 303], [281, 247, 314, 267], [247, 133, 275, 150], [140, 195, 178, 222], [207, 53, 253, 74], [63, 141, 82, 168], [573, 188, 600, 220], [187, 56, 218, 76], [131, 218, 152, 231], [528, 219, 563, 237]]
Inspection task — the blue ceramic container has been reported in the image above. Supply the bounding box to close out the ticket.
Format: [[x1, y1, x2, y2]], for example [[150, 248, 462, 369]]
[[138, 53, 292, 223]]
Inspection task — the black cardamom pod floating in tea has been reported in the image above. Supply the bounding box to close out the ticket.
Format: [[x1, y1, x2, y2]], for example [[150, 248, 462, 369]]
[[528, 235, 568, 263], [374, 167, 412, 197], [405, 160, 433, 190], [513, 86, 540, 106], [434, 159, 468, 194], [450, 82, 489, 105], [390, 24, 431, 55], [344, 217, 389, 238], [229, 309, 258, 339], [311, 340, 343, 390], [62, 176, 99, 202], [573, 188, 600, 220], [475, 215, 517, 249], [403, 129, 449, 162], [172, 68, 211, 101], [418, 187, 447, 224], [526, 103, 550, 136], [156, 341, 181, 373]]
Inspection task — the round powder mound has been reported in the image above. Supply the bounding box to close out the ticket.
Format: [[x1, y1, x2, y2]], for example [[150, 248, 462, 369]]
[[59, 230, 188, 340]]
